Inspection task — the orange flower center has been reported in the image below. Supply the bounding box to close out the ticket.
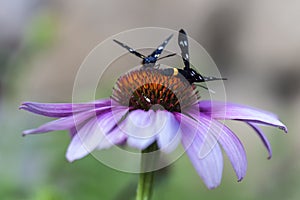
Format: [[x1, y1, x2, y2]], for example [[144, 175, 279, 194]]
[[112, 68, 199, 112]]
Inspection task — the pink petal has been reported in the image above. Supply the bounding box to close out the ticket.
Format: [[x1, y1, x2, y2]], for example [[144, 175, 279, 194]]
[[122, 110, 158, 150], [199, 101, 287, 133], [247, 122, 272, 159], [155, 110, 181, 153], [20, 99, 112, 117], [66, 118, 104, 162], [176, 113, 223, 189], [22, 107, 110, 135], [197, 115, 247, 182]]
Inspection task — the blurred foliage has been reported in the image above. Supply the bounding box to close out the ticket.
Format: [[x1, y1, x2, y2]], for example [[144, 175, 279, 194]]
[[24, 13, 57, 53], [2, 12, 58, 100]]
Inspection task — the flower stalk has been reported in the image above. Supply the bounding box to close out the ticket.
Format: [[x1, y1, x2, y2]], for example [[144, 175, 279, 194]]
[[136, 142, 158, 200]]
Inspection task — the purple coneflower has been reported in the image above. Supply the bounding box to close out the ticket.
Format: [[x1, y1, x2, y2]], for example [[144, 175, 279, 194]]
[[20, 68, 287, 189]]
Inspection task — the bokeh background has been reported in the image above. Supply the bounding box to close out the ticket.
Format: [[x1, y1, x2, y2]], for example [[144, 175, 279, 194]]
[[1, 0, 299, 199]]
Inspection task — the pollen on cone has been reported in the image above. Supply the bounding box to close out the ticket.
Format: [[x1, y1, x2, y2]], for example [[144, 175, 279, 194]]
[[112, 68, 199, 112]]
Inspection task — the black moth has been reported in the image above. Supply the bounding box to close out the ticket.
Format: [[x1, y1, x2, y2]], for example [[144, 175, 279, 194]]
[[113, 29, 226, 89], [113, 34, 175, 68]]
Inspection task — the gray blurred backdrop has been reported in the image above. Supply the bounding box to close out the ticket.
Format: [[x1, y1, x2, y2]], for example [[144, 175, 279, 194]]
[[0, 0, 299, 200]]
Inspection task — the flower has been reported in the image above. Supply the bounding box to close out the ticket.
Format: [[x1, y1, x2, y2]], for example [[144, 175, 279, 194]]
[[20, 68, 287, 189]]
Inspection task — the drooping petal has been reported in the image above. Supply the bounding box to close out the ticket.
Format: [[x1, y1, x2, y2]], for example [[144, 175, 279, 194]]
[[122, 110, 158, 150], [155, 111, 181, 153], [176, 113, 223, 189], [23, 112, 92, 135], [197, 115, 247, 182], [199, 101, 278, 117], [66, 107, 129, 160], [20, 99, 112, 117], [247, 122, 272, 159], [22, 107, 111, 135], [69, 127, 78, 138], [97, 127, 127, 150], [199, 101, 287, 133], [66, 118, 104, 162], [97, 107, 128, 133], [96, 108, 129, 149], [126, 136, 156, 150], [121, 110, 156, 137]]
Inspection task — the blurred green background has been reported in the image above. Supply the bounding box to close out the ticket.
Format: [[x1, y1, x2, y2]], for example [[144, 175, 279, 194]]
[[1, 0, 299, 199]]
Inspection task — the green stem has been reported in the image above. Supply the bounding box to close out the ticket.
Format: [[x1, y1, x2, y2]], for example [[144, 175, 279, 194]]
[[136, 142, 158, 200], [136, 168, 155, 200]]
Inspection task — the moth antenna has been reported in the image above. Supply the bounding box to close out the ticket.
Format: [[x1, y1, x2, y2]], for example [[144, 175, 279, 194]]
[[194, 84, 216, 94], [157, 53, 177, 61]]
